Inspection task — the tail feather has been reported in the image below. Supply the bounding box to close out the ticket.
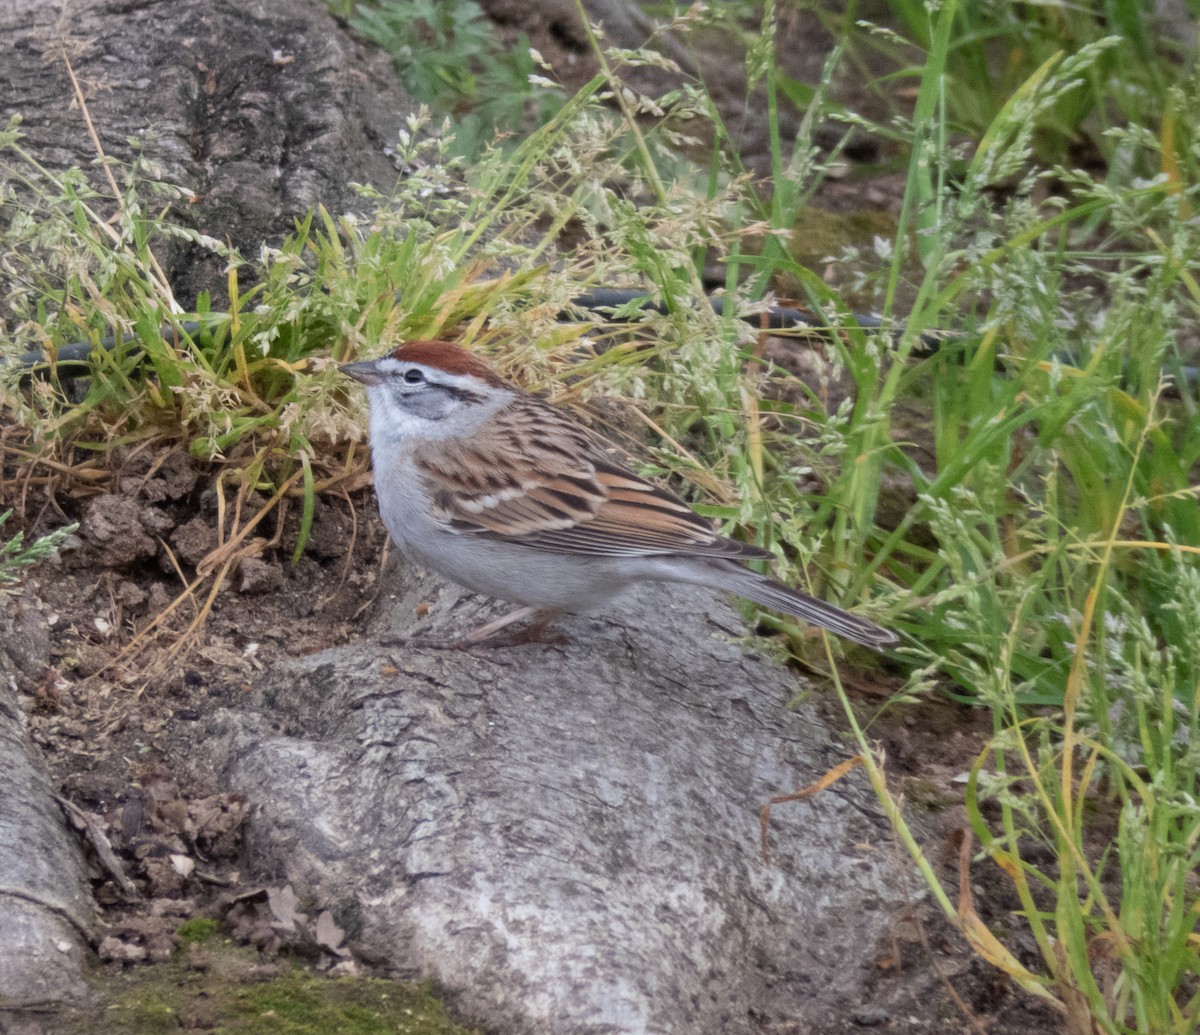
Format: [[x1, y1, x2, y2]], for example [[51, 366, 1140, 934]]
[[722, 567, 898, 650]]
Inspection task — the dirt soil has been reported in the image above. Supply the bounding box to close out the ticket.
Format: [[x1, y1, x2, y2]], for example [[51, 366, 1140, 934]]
[[3, 434, 1064, 1034]]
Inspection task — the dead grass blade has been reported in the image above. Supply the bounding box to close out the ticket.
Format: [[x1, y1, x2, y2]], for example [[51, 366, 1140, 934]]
[[759, 753, 864, 863]]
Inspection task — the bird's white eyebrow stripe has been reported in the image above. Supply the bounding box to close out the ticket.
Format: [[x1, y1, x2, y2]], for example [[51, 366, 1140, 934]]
[[376, 356, 491, 402]]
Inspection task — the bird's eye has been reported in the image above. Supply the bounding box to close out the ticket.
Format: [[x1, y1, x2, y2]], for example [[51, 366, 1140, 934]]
[[402, 368, 425, 385]]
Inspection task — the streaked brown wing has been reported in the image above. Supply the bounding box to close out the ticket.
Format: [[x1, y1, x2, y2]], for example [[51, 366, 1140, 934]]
[[413, 395, 769, 561]]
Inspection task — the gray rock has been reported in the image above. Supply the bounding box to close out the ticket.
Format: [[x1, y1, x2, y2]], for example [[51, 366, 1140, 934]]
[[204, 568, 907, 1034], [0, 596, 94, 1013], [0, 0, 412, 310]]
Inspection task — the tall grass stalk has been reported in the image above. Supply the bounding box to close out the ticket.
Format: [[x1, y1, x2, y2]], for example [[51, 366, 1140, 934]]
[[802, 2, 1200, 1027]]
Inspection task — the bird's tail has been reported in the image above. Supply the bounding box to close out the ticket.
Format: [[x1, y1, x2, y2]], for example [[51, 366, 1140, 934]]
[[721, 566, 898, 650]]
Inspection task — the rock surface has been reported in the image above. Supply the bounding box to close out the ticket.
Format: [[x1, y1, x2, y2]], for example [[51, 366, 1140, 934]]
[[0, 595, 94, 1012], [0, 0, 411, 309], [203, 567, 907, 1033]]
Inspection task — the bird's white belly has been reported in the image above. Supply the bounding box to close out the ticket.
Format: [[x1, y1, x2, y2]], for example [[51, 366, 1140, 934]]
[[374, 462, 634, 612], [406, 532, 636, 612]]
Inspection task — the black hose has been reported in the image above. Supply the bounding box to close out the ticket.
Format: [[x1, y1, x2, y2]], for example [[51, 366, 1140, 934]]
[[4, 291, 944, 380], [4, 290, 1193, 392]]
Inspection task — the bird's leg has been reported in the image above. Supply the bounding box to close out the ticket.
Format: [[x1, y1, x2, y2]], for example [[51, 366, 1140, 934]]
[[454, 605, 538, 645], [454, 607, 566, 647], [382, 606, 566, 650]]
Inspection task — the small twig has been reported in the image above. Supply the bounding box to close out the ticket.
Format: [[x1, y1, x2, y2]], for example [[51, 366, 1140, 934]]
[[318, 485, 359, 609], [352, 536, 390, 622], [54, 794, 140, 901], [194, 869, 236, 887], [57, 50, 121, 207], [55, 44, 180, 312]]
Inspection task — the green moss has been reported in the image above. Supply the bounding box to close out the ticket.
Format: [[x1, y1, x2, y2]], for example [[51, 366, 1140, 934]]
[[787, 206, 898, 272], [57, 942, 475, 1035], [214, 971, 468, 1034], [176, 917, 221, 944], [780, 206, 900, 308]]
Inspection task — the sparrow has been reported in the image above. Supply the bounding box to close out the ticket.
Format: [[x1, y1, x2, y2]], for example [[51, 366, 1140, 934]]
[[340, 340, 897, 649]]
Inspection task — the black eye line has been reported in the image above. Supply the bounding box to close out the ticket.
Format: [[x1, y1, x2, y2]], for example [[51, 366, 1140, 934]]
[[389, 369, 483, 404]]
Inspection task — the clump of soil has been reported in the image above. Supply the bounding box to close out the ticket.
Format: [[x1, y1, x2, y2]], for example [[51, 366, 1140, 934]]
[[9, 444, 440, 1028]]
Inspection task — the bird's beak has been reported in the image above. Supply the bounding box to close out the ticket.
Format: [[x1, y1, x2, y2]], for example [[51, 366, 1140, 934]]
[[339, 360, 384, 386]]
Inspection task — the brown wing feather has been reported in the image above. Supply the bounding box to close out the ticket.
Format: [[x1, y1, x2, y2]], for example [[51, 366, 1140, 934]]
[[413, 394, 769, 560]]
